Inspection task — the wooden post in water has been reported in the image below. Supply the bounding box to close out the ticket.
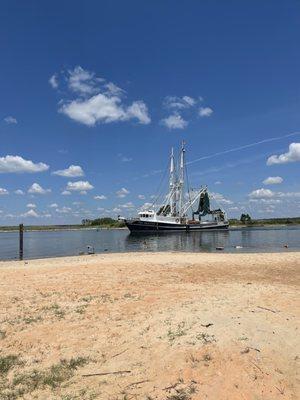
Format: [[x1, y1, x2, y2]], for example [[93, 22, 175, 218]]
[[19, 223, 24, 260]]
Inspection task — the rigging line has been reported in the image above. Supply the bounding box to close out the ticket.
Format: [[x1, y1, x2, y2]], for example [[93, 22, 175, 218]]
[[184, 160, 195, 214], [186, 131, 300, 166], [150, 158, 169, 209]]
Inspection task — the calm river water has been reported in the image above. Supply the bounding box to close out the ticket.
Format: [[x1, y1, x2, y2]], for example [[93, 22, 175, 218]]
[[0, 226, 299, 261]]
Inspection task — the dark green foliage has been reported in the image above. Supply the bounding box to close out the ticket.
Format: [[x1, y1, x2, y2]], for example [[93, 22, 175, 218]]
[[240, 213, 252, 224], [83, 217, 125, 228]]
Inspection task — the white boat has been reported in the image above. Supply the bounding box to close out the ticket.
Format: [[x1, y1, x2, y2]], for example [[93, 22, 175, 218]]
[[122, 142, 229, 233]]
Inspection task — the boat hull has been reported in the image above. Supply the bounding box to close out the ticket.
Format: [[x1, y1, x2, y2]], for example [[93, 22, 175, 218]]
[[125, 219, 229, 233]]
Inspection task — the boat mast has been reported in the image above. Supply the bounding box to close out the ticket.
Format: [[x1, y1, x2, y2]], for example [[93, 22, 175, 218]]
[[178, 141, 185, 217], [169, 147, 176, 215]]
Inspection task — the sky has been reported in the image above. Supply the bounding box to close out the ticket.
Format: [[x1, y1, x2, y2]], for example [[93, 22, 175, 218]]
[[0, 0, 300, 224]]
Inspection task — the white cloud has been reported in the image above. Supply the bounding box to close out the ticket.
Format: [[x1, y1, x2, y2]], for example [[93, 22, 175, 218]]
[[52, 165, 84, 177], [67, 66, 101, 95], [249, 188, 275, 199], [121, 202, 135, 208], [61, 190, 71, 195], [14, 189, 24, 195], [112, 207, 122, 213], [199, 107, 213, 117], [60, 94, 150, 126], [55, 206, 72, 214], [267, 143, 300, 165], [140, 202, 153, 210], [28, 183, 51, 195], [49, 74, 58, 89], [94, 195, 107, 200], [66, 180, 94, 191], [80, 190, 87, 195], [26, 203, 36, 208], [161, 114, 188, 129], [164, 96, 196, 109], [0, 188, 9, 195], [138, 194, 145, 200], [54, 66, 151, 126], [49, 203, 58, 208], [116, 187, 130, 198], [211, 192, 233, 204], [0, 155, 49, 173], [263, 176, 283, 185], [22, 209, 39, 218], [4, 116, 17, 124], [214, 181, 222, 185]]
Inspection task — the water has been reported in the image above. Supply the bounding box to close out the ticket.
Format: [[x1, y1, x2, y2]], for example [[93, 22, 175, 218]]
[[0, 226, 299, 261]]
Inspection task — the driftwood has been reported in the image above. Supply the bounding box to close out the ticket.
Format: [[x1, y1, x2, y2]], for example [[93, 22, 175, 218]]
[[111, 348, 128, 358], [82, 370, 131, 377], [126, 379, 150, 388], [257, 306, 278, 313], [201, 323, 213, 328]]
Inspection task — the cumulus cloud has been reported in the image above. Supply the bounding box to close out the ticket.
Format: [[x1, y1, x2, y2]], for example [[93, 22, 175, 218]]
[[26, 203, 36, 208], [51, 66, 151, 126], [4, 116, 18, 124], [263, 176, 283, 185], [0, 155, 49, 173], [61, 190, 71, 195], [49, 74, 58, 89], [163, 95, 196, 109], [60, 94, 150, 126], [0, 188, 9, 195], [55, 206, 72, 214], [14, 189, 24, 195], [49, 203, 58, 208], [22, 209, 39, 218], [199, 107, 213, 117], [52, 165, 84, 177], [121, 202, 135, 208], [161, 114, 188, 129], [66, 180, 94, 191], [210, 192, 233, 204], [249, 189, 300, 200], [249, 188, 275, 199], [138, 194, 145, 200], [28, 183, 51, 195], [116, 187, 130, 198], [94, 195, 107, 200], [140, 202, 153, 210], [267, 143, 300, 165]]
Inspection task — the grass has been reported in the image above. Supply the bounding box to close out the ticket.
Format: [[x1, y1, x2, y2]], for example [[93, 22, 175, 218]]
[[167, 322, 187, 342], [0, 357, 89, 400], [0, 355, 21, 374], [0, 330, 6, 339], [195, 332, 216, 344]]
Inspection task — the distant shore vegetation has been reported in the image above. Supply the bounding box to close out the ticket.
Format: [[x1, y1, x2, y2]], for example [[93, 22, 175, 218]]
[[0, 216, 300, 231]]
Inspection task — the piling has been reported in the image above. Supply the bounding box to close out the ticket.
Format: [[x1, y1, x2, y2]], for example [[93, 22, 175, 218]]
[[19, 223, 24, 260]]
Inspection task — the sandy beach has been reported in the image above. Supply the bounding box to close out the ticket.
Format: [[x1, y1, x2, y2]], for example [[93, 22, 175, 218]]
[[0, 252, 299, 400]]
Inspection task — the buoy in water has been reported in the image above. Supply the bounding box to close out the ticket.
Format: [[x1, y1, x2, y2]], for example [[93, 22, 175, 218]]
[[284, 244, 289, 248]]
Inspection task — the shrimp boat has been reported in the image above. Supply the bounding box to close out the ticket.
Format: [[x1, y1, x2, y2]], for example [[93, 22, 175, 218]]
[[122, 142, 229, 232]]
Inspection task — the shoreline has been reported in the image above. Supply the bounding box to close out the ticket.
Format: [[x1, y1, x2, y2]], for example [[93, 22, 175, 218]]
[[0, 252, 299, 399], [0, 223, 300, 233]]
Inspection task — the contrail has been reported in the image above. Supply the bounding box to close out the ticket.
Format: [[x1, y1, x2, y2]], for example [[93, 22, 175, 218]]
[[186, 131, 300, 166]]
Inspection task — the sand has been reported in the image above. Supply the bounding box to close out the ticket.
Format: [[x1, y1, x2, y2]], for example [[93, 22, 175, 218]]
[[0, 252, 299, 400]]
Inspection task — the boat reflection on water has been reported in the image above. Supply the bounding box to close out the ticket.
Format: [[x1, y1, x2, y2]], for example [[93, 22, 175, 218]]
[[125, 230, 230, 253]]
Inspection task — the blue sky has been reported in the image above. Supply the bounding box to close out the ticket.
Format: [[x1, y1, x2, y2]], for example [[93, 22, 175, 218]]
[[0, 0, 300, 224]]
